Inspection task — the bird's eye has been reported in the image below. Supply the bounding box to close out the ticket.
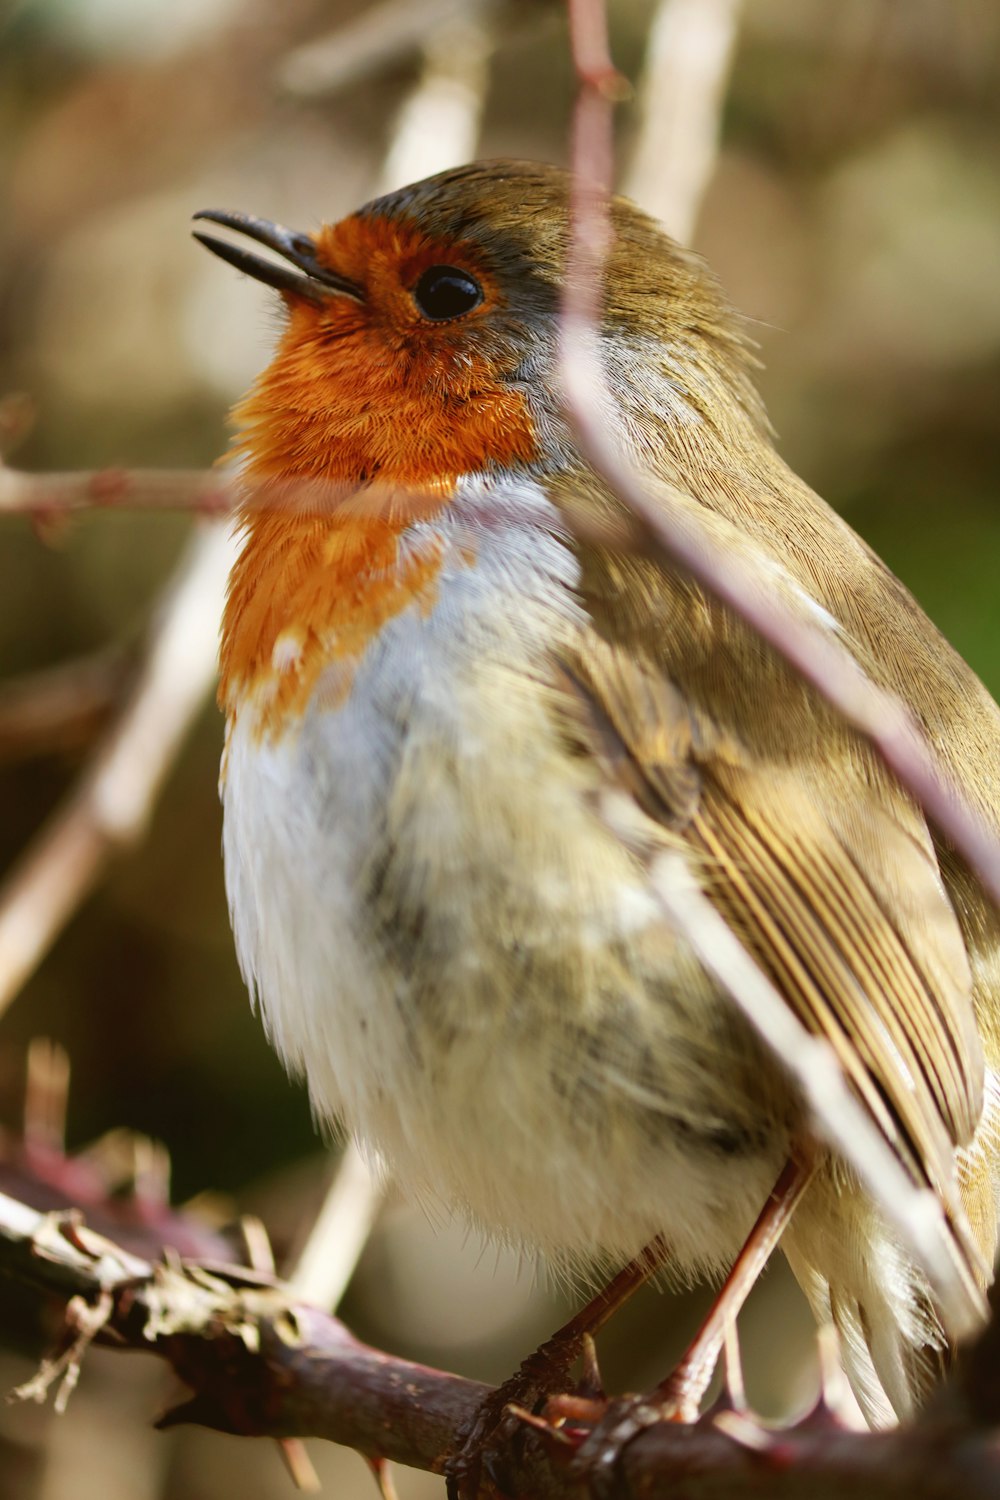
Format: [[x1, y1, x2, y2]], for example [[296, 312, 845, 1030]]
[[412, 265, 483, 321]]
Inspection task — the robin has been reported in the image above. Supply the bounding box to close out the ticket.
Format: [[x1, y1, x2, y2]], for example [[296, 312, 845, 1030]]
[[193, 160, 1000, 1449]]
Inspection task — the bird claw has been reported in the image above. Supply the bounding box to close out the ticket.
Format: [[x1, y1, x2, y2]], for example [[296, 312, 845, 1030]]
[[568, 1390, 687, 1497], [444, 1383, 534, 1500], [444, 1339, 604, 1500]]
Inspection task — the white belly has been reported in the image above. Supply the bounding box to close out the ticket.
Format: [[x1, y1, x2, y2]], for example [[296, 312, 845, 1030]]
[[222, 480, 787, 1278]]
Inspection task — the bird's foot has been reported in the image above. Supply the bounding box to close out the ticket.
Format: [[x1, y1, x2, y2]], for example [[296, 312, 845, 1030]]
[[564, 1377, 698, 1498], [444, 1332, 605, 1500]]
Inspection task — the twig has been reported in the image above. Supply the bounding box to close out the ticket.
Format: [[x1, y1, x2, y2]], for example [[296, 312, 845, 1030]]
[[0, 524, 235, 1018], [2, 1052, 239, 1263], [0, 647, 131, 763], [278, 0, 495, 99], [23, 1036, 71, 1154], [2, 1189, 1000, 1500], [285, 1142, 381, 1313], [375, 8, 493, 196], [0, 460, 232, 515], [561, 0, 1000, 1337], [624, 0, 744, 241]]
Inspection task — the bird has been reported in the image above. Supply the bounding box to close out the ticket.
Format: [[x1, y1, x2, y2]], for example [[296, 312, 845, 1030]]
[[193, 159, 1000, 1440]]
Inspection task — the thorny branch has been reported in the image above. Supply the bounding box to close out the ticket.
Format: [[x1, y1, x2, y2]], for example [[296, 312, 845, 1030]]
[[2, 1190, 1000, 1500]]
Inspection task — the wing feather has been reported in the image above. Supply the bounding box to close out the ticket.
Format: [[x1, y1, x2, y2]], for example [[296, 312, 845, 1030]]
[[548, 457, 990, 1189]]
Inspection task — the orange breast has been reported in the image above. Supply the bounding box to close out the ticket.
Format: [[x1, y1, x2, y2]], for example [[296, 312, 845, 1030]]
[[219, 211, 538, 736]]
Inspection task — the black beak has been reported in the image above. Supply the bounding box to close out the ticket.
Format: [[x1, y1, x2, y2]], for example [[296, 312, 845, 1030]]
[[192, 210, 363, 307]]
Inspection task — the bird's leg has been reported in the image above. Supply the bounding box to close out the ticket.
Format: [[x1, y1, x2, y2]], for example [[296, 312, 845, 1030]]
[[444, 1235, 669, 1500], [569, 1156, 814, 1487], [658, 1154, 814, 1415]]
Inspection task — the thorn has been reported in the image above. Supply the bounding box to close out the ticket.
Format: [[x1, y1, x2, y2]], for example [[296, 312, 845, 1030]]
[[795, 1324, 866, 1432], [75, 1127, 136, 1193], [161, 1242, 184, 1274], [508, 1403, 574, 1444], [579, 1332, 605, 1398], [711, 1407, 776, 1453], [30, 507, 72, 547], [132, 1134, 172, 1211], [364, 1456, 400, 1500], [240, 1214, 277, 1275], [279, 1438, 322, 1492], [577, 63, 631, 102], [0, 392, 37, 458], [507, 1404, 580, 1462], [89, 467, 131, 507]]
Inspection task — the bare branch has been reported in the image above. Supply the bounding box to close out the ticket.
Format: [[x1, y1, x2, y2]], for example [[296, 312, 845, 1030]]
[[284, 1143, 381, 1312], [0, 460, 233, 516], [1, 1051, 238, 1264], [2, 1189, 1000, 1500], [0, 524, 235, 1017], [0, 647, 132, 764], [278, 0, 496, 100], [375, 9, 493, 195], [625, 0, 744, 241]]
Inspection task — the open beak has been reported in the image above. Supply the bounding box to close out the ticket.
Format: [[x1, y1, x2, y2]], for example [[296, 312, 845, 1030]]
[[192, 210, 363, 307]]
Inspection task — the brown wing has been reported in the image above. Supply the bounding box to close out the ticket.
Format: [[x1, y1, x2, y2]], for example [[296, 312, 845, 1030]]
[[546, 452, 996, 1242], [558, 631, 979, 1203]]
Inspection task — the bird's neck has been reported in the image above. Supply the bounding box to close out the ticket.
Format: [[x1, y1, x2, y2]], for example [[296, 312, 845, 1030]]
[[219, 307, 547, 732], [219, 467, 457, 734]]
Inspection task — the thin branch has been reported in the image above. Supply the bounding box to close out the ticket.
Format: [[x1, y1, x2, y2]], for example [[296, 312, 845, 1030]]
[[0, 647, 132, 763], [624, 0, 744, 241], [0, 460, 443, 521], [284, 1142, 381, 1312], [0, 524, 235, 1017], [0, 460, 232, 516], [278, 0, 496, 99], [561, 0, 999, 1337], [375, 8, 493, 196], [2, 1189, 1000, 1500], [1, 1048, 239, 1265]]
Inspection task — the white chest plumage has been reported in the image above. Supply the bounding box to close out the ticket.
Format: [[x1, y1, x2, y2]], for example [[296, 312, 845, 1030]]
[[221, 473, 786, 1275]]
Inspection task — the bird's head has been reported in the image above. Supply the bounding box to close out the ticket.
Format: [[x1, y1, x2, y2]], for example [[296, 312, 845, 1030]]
[[194, 160, 765, 499], [196, 162, 769, 729]]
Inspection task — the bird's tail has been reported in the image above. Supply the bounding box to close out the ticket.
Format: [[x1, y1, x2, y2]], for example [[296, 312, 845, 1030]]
[[782, 1153, 995, 1424]]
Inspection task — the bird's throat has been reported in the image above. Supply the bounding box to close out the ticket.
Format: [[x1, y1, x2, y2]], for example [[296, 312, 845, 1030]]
[[219, 488, 450, 741], [218, 294, 542, 738]]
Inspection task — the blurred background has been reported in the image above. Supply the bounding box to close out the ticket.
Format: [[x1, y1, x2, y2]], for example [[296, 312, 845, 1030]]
[[0, 0, 998, 1495]]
